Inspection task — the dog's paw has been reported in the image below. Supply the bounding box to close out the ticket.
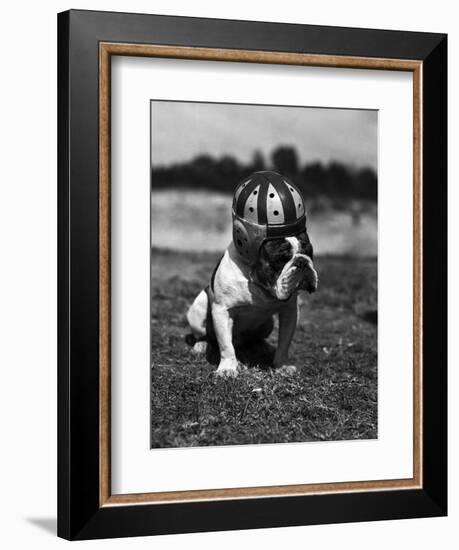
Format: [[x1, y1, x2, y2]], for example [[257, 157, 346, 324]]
[[191, 341, 207, 355], [216, 358, 239, 378], [276, 364, 298, 376]]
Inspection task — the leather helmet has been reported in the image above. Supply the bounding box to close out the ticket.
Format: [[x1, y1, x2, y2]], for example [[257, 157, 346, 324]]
[[232, 171, 307, 265]]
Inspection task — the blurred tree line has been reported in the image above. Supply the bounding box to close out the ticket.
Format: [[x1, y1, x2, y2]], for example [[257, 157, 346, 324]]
[[152, 145, 377, 203]]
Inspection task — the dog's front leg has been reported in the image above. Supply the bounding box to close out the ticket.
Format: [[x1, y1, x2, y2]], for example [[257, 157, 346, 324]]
[[211, 303, 239, 378], [273, 300, 298, 374]]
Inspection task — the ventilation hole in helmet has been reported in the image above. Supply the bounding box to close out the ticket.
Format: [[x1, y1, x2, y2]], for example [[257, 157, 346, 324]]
[[290, 187, 294, 192], [253, 190, 257, 195], [269, 193, 275, 198], [249, 207, 254, 212], [273, 210, 279, 216], [237, 239, 242, 247], [298, 203, 302, 208]]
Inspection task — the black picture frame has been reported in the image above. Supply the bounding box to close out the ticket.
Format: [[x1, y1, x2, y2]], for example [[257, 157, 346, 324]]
[[58, 9, 447, 540]]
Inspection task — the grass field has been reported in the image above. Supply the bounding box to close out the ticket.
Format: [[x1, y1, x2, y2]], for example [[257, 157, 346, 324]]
[[151, 247, 377, 448]]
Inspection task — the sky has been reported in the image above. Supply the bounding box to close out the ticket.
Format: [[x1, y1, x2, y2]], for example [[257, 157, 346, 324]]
[[151, 100, 378, 170]]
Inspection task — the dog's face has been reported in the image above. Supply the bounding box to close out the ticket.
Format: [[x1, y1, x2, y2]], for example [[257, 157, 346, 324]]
[[253, 232, 318, 300]]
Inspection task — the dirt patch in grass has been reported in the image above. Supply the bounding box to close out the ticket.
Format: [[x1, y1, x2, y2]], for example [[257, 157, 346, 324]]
[[151, 248, 377, 448]]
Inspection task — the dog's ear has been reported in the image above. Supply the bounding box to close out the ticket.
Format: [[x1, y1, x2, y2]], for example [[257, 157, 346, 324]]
[[299, 231, 314, 261]]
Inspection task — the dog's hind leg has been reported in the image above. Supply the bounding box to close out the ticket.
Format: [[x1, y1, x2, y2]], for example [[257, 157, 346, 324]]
[[186, 289, 210, 354], [187, 289, 208, 338]]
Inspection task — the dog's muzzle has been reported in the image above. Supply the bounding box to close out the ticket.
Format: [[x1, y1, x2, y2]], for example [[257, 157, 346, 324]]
[[274, 254, 318, 300]]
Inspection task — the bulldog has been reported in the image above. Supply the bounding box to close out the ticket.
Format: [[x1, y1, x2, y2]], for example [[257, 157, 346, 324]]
[[186, 231, 318, 378]]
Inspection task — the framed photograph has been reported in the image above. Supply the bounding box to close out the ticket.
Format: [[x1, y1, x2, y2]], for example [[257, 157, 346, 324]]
[[57, 9, 447, 540]]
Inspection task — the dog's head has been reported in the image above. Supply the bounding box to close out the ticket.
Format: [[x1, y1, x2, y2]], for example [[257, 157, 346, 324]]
[[253, 232, 318, 300]]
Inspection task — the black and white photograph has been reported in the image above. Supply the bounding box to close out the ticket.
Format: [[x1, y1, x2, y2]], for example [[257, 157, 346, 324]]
[[150, 100, 378, 448], [0, 0, 452, 546]]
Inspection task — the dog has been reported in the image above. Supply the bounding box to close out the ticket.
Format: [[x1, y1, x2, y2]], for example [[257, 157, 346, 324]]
[[186, 231, 318, 378]]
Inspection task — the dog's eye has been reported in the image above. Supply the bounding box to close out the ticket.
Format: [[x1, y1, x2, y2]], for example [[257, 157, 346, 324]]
[[263, 239, 289, 257]]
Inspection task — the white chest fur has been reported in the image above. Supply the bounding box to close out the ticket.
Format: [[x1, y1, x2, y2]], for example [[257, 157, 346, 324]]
[[211, 243, 297, 332]]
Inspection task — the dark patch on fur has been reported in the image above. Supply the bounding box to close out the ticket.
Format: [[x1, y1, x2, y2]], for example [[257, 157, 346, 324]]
[[254, 238, 294, 288]]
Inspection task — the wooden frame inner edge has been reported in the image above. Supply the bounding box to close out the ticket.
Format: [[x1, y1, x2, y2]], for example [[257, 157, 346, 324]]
[[99, 43, 423, 507]]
